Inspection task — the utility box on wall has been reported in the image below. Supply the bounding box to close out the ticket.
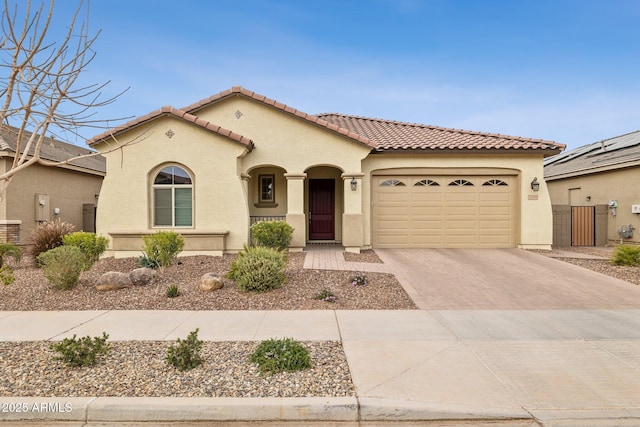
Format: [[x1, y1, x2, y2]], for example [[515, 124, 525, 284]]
[[34, 194, 50, 222], [632, 204, 640, 214]]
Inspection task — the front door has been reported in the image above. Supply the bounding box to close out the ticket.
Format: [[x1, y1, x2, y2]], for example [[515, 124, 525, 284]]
[[309, 179, 335, 240]]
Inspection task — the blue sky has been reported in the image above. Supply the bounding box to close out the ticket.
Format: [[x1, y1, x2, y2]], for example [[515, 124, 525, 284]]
[[43, 0, 640, 150]]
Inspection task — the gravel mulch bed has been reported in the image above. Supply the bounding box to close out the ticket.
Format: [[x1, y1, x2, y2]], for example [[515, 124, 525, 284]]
[[536, 246, 640, 286], [0, 340, 354, 397], [1, 252, 416, 311]]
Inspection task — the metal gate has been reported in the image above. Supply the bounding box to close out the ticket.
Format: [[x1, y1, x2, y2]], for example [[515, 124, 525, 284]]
[[571, 206, 595, 246]]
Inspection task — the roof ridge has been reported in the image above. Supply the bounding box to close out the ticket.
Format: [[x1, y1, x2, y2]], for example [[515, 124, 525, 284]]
[[317, 113, 556, 144]]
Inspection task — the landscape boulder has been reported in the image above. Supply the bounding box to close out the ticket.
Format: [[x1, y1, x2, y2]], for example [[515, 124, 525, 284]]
[[129, 267, 156, 286], [200, 273, 224, 292], [96, 271, 132, 291]]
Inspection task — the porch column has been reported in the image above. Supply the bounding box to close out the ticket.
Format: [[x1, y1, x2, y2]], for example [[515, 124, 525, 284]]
[[341, 173, 365, 253], [284, 173, 307, 251]]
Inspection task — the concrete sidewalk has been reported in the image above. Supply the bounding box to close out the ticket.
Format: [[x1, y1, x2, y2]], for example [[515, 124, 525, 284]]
[[2, 308, 640, 425]]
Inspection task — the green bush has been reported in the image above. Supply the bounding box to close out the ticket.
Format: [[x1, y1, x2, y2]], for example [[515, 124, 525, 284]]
[[0, 243, 21, 268], [611, 244, 640, 266], [142, 231, 184, 268], [37, 246, 85, 289], [50, 333, 110, 367], [30, 219, 75, 260], [62, 231, 109, 270], [166, 328, 203, 371], [0, 266, 15, 286], [226, 246, 286, 292], [250, 221, 294, 251], [138, 253, 160, 269], [166, 284, 180, 298], [249, 337, 312, 374]]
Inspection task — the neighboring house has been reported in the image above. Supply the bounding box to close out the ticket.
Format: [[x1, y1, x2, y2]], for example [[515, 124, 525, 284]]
[[0, 125, 105, 246], [88, 86, 564, 257], [545, 130, 640, 246]]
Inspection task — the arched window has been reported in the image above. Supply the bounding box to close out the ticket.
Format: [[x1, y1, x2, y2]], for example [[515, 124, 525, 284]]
[[448, 179, 474, 187], [414, 179, 440, 187], [482, 179, 508, 187], [152, 165, 193, 227], [379, 179, 406, 187]]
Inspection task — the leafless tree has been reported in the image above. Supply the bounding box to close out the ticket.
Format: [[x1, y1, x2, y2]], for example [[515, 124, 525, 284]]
[[0, 0, 127, 192]]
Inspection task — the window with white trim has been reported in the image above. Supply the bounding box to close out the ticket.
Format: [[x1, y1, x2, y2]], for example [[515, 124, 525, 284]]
[[153, 165, 193, 227]]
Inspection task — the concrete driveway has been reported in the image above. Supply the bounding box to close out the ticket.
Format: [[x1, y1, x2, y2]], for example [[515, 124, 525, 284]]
[[375, 248, 640, 310]]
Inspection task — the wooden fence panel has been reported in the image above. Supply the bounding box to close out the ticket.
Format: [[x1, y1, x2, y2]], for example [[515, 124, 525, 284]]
[[571, 206, 595, 246]]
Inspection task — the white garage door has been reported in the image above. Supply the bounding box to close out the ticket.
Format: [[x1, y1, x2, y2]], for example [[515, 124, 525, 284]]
[[372, 175, 517, 248]]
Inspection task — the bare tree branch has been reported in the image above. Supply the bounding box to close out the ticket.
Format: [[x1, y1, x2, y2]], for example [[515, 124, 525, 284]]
[[0, 0, 131, 192]]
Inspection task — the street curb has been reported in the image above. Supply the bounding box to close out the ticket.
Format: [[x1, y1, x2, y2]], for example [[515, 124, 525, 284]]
[[0, 397, 359, 423]]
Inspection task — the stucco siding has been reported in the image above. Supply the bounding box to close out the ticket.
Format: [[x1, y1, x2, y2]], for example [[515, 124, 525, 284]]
[[547, 166, 640, 243], [6, 162, 103, 243], [94, 116, 250, 254]]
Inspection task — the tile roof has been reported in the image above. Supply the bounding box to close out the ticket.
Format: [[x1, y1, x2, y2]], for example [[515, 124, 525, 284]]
[[88, 106, 255, 150], [0, 124, 105, 174], [544, 130, 640, 179], [182, 86, 377, 148], [318, 113, 564, 155]]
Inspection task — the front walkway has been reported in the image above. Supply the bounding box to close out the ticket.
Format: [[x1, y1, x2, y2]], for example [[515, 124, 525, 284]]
[[302, 249, 392, 273]]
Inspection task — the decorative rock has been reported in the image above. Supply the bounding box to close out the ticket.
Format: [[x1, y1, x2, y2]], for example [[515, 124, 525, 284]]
[[200, 273, 224, 292], [96, 271, 132, 291], [129, 268, 156, 286]]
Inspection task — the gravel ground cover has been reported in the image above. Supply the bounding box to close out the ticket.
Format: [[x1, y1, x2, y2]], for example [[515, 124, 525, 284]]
[[0, 252, 416, 311], [0, 340, 353, 397], [537, 246, 640, 287], [343, 249, 383, 263]]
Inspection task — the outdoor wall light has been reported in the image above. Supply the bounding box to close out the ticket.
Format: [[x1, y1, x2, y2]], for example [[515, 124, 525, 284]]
[[530, 177, 540, 192], [350, 177, 358, 191]]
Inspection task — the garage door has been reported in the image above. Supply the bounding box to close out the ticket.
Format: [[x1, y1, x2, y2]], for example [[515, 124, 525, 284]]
[[372, 175, 517, 248]]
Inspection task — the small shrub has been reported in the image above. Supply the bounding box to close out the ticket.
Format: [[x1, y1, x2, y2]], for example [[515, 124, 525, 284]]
[[62, 231, 109, 270], [37, 246, 85, 289], [250, 221, 294, 251], [166, 284, 180, 298], [30, 219, 75, 260], [142, 231, 184, 268], [351, 274, 368, 287], [0, 266, 15, 286], [226, 246, 286, 292], [166, 328, 203, 371], [50, 332, 110, 367], [138, 253, 160, 269], [0, 243, 21, 268], [611, 244, 640, 266], [314, 288, 337, 303], [249, 337, 312, 374]]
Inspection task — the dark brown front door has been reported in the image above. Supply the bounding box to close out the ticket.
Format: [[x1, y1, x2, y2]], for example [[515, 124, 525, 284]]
[[309, 179, 335, 240]]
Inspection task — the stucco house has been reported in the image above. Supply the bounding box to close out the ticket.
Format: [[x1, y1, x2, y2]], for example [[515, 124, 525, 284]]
[[545, 130, 640, 246], [0, 125, 105, 246], [88, 86, 564, 257]]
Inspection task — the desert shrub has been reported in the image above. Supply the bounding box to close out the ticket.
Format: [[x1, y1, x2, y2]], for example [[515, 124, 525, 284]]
[[30, 219, 75, 260], [50, 333, 110, 367], [226, 245, 286, 292], [0, 243, 21, 268], [142, 231, 184, 268], [0, 266, 15, 286], [166, 328, 203, 371], [37, 246, 85, 289], [62, 231, 109, 270], [249, 337, 312, 374], [166, 284, 180, 298], [138, 253, 160, 269], [250, 221, 294, 251], [314, 288, 337, 302], [611, 244, 640, 266]]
